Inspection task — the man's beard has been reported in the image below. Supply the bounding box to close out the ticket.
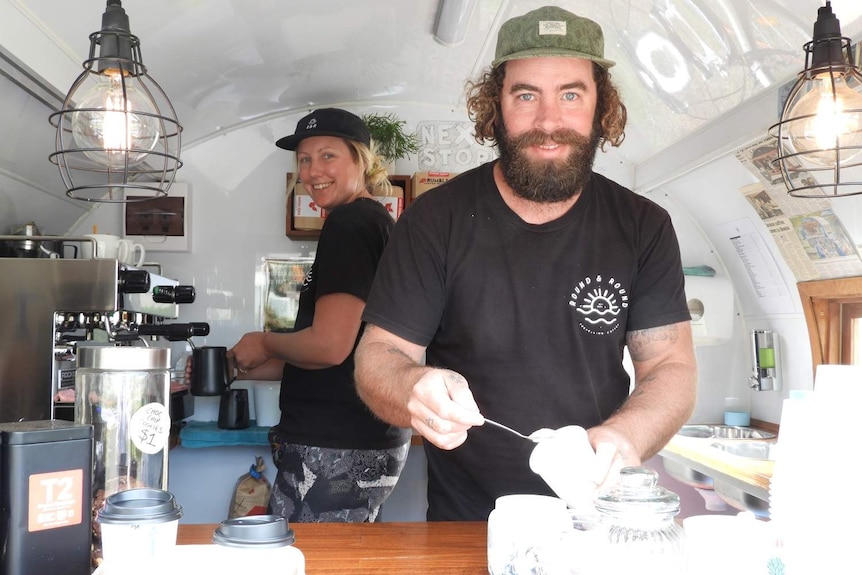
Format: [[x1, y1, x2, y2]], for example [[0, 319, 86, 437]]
[[496, 122, 600, 204]]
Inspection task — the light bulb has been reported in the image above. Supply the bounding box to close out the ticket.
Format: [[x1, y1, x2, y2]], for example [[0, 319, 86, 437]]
[[786, 72, 862, 167], [70, 70, 161, 168]]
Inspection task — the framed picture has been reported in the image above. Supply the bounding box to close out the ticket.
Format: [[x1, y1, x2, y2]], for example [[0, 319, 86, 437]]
[[123, 183, 191, 252]]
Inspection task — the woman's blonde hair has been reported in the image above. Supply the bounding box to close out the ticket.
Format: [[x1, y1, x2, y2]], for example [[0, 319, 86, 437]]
[[347, 139, 393, 196], [465, 62, 627, 151]]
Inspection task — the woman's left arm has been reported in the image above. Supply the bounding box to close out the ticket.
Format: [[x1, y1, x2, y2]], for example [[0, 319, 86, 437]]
[[230, 292, 365, 371]]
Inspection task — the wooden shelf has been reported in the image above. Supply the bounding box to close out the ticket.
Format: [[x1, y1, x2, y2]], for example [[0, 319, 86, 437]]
[[285, 173, 413, 239]]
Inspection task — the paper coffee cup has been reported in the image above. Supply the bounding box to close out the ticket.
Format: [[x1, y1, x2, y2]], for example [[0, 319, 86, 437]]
[[211, 515, 301, 572], [98, 488, 183, 575]]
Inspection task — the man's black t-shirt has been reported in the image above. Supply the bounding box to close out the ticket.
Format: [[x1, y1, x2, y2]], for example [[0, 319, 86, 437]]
[[364, 162, 691, 520]]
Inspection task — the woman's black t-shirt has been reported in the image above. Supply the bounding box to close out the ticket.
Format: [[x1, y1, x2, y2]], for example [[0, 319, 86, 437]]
[[278, 197, 411, 450]]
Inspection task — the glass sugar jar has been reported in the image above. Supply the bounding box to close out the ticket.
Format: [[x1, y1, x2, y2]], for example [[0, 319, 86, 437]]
[[594, 466, 686, 575]]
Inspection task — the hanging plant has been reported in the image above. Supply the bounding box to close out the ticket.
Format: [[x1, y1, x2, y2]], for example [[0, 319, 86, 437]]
[[362, 112, 420, 164]]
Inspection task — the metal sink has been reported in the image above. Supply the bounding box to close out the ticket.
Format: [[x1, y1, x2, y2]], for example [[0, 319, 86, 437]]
[[713, 480, 770, 518], [662, 457, 713, 489], [710, 441, 776, 461], [676, 424, 776, 440]]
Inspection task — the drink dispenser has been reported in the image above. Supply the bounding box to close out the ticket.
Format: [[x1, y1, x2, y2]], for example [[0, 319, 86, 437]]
[[74, 344, 171, 566]]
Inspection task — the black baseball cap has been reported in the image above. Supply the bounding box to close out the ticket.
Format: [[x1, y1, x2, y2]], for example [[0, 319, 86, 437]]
[[275, 108, 371, 151]]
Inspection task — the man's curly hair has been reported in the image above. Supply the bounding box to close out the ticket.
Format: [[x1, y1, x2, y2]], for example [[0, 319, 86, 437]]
[[465, 61, 627, 151]]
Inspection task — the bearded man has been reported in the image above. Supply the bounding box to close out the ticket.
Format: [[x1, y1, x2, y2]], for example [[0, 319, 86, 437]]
[[354, 6, 697, 521]]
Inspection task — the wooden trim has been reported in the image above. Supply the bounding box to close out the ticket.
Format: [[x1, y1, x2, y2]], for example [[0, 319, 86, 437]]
[[842, 303, 862, 364], [750, 418, 780, 436], [797, 277, 862, 374]]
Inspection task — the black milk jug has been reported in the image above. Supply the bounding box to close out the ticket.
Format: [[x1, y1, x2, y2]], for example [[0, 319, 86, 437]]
[[191, 346, 232, 396], [218, 388, 250, 429]]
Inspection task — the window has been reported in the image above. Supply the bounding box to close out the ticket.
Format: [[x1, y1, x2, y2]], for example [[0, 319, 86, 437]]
[[797, 277, 862, 372]]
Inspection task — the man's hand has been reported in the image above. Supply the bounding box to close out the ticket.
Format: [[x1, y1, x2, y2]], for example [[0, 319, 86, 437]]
[[587, 425, 642, 490], [408, 368, 485, 450]]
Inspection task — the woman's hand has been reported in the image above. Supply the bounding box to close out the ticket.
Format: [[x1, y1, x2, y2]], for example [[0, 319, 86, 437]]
[[228, 332, 270, 373]]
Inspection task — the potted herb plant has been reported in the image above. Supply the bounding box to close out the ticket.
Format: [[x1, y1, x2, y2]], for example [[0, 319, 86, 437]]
[[362, 112, 420, 169]]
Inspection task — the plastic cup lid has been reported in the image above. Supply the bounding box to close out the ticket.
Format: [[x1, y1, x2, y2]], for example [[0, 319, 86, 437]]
[[98, 488, 183, 524], [212, 515, 296, 548]]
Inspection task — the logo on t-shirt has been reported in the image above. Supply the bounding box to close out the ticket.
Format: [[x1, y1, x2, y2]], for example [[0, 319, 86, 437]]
[[569, 274, 628, 335], [301, 268, 313, 292]]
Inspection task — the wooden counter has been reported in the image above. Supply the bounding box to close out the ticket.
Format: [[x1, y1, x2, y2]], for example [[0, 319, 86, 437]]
[[178, 521, 488, 574]]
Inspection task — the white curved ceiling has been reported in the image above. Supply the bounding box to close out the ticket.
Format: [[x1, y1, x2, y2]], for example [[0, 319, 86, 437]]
[[1, 0, 861, 161]]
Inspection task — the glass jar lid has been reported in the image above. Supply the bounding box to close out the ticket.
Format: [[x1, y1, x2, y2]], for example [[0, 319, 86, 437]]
[[595, 466, 680, 516]]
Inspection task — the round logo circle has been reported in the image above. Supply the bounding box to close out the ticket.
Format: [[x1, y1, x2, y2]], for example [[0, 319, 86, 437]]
[[569, 275, 628, 335]]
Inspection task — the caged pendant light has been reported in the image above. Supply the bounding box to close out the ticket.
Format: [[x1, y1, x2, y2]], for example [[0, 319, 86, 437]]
[[49, 0, 182, 203], [769, 1, 862, 198]]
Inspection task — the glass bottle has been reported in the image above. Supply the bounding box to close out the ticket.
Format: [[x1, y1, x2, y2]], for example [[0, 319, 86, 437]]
[[594, 466, 686, 575]]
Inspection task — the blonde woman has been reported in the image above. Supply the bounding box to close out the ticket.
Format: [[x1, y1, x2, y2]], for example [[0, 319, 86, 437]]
[[229, 108, 410, 522]]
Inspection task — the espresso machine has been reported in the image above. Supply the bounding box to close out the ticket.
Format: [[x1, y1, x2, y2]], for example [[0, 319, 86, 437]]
[[0, 247, 208, 572], [0, 253, 205, 424]]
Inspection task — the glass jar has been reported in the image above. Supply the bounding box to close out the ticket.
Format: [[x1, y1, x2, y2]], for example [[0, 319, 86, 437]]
[[74, 344, 171, 568], [594, 466, 686, 575]]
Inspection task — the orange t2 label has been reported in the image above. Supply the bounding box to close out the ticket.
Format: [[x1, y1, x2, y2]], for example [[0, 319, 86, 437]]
[[28, 468, 84, 531]]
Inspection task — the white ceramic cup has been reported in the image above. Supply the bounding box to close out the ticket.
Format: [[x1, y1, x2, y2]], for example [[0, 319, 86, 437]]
[[528, 425, 598, 512], [254, 382, 281, 427], [81, 234, 121, 259], [487, 494, 576, 575], [117, 239, 146, 267]]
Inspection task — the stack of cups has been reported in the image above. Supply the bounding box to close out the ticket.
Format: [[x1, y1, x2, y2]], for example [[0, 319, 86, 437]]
[[97, 488, 182, 575], [769, 365, 862, 573]]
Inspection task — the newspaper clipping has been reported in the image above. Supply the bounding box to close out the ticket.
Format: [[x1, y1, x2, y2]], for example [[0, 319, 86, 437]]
[[735, 136, 862, 281]]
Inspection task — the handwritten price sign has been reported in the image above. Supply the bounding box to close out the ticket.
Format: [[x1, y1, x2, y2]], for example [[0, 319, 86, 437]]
[[130, 402, 171, 455]]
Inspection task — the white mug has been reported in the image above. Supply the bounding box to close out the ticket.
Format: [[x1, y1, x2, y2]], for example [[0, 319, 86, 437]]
[[118, 239, 146, 267], [81, 234, 121, 259]]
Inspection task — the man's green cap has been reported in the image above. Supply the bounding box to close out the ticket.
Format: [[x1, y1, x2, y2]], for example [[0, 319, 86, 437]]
[[492, 6, 615, 69]]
